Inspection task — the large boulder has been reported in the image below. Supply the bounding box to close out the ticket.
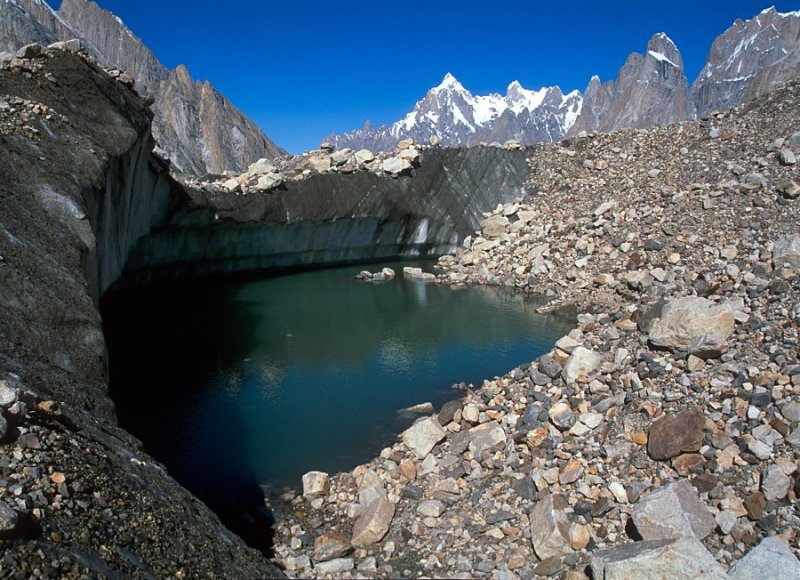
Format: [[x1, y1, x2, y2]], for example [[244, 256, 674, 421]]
[[529, 494, 573, 559], [728, 536, 800, 579], [649, 296, 735, 358], [401, 417, 446, 459], [647, 409, 705, 460], [632, 480, 715, 541], [482, 215, 510, 238], [381, 157, 412, 175], [561, 347, 603, 382], [590, 536, 727, 580], [351, 497, 394, 546], [773, 233, 800, 269]]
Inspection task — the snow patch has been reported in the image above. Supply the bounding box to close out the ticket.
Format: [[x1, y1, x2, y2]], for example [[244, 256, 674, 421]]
[[648, 50, 678, 68]]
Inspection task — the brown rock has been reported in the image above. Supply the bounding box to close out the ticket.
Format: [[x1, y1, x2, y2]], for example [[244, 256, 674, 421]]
[[672, 453, 706, 476], [647, 409, 705, 460], [351, 498, 395, 547], [313, 532, 351, 562]]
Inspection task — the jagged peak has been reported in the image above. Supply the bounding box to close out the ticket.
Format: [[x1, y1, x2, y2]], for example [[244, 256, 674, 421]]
[[647, 32, 682, 68], [432, 72, 466, 93], [652, 31, 677, 47], [507, 80, 523, 92]]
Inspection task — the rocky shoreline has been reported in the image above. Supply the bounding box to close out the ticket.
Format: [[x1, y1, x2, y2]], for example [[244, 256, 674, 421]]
[[271, 82, 800, 577]]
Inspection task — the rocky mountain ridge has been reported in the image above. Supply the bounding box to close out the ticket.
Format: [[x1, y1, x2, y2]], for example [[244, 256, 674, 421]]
[[329, 7, 800, 152], [0, 0, 284, 175]]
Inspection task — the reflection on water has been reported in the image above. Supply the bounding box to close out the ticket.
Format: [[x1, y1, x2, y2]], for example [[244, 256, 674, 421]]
[[102, 261, 573, 502]]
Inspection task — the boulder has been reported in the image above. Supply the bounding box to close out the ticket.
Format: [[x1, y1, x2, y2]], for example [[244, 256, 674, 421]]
[[590, 536, 727, 580], [47, 39, 83, 53], [314, 558, 354, 575], [331, 148, 352, 166], [308, 155, 331, 172], [647, 409, 705, 460], [0, 501, 18, 540], [429, 135, 441, 146], [351, 497, 394, 546], [357, 469, 386, 507], [246, 157, 276, 175], [302, 471, 330, 498], [313, 532, 351, 562], [632, 480, 715, 541], [728, 536, 800, 580], [773, 233, 800, 270], [648, 296, 735, 358], [761, 464, 791, 501], [529, 494, 573, 559], [561, 347, 602, 382], [396, 138, 415, 149], [354, 149, 375, 164], [468, 421, 506, 457], [16, 43, 43, 59], [254, 173, 284, 191], [482, 215, 510, 238], [319, 141, 334, 152], [401, 417, 446, 459], [381, 157, 412, 175]]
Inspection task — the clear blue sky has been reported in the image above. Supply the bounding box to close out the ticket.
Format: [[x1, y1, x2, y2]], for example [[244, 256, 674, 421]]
[[54, 1, 800, 153]]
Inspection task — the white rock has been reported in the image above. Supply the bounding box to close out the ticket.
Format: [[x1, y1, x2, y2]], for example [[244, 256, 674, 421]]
[[401, 417, 446, 459], [302, 471, 330, 498]]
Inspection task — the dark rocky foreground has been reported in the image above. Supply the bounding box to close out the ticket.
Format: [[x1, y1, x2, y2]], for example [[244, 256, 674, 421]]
[[0, 47, 284, 577], [271, 84, 800, 576]]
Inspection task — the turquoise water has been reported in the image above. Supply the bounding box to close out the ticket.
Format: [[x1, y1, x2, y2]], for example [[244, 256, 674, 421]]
[[102, 261, 572, 504]]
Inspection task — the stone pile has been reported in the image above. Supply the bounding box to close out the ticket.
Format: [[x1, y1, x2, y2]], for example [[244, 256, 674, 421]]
[[271, 81, 800, 577], [183, 137, 426, 196]]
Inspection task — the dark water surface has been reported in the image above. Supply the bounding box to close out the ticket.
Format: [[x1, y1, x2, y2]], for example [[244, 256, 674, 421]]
[[102, 261, 572, 505]]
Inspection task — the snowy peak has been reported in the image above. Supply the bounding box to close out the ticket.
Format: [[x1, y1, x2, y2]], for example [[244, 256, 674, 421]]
[[646, 32, 683, 69], [432, 72, 467, 93]]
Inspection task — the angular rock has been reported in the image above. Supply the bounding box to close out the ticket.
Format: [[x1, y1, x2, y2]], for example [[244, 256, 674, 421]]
[[590, 536, 727, 580], [482, 215, 510, 238], [773, 233, 800, 270], [468, 421, 506, 457], [728, 536, 800, 580], [313, 532, 351, 562], [351, 497, 395, 546], [647, 409, 705, 460], [308, 155, 331, 172], [417, 499, 444, 518], [0, 380, 19, 408], [314, 558, 354, 575], [649, 296, 735, 358], [761, 464, 791, 501], [302, 471, 330, 498], [0, 501, 18, 540], [632, 480, 715, 541], [381, 156, 412, 175], [354, 149, 375, 164], [247, 157, 277, 175], [529, 494, 573, 560], [401, 417, 446, 459], [16, 43, 43, 59], [561, 346, 602, 382], [254, 173, 283, 190], [357, 469, 386, 507]]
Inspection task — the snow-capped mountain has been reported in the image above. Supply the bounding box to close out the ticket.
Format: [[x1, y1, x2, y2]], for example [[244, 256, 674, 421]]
[[326, 73, 582, 152], [691, 7, 800, 119]]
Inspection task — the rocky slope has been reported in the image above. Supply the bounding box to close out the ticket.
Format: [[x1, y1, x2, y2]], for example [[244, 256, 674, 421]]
[[692, 7, 800, 119], [0, 0, 284, 175], [270, 81, 800, 578], [0, 45, 283, 577]]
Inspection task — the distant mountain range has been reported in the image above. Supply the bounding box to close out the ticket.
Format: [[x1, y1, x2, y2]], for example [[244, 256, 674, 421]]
[[328, 7, 800, 151], [0, 0, 284, 175]]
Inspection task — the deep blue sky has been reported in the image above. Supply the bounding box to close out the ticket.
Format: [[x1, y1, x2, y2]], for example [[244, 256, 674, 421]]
[[54, 1, 800, 153]]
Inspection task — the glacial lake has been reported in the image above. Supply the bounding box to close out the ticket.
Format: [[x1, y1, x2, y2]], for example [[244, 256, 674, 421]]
[[102, 261, 572, 509]]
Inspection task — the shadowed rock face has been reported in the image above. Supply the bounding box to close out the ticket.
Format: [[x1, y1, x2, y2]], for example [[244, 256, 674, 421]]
[[120, 146, 530, 285], [0, 49, 283, 577], [567, 33, 691, 136], [0, 0, 284, 175], [691, 7, 800, 119]]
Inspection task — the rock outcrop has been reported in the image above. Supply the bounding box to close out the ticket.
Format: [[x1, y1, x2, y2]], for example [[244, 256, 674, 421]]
[[0, 0, 284, 175], [0, 46, 282, 577], [567, 33, 692, 136], [692, 7, 800, 119]]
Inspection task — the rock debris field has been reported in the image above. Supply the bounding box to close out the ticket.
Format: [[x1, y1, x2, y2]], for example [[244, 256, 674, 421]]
[[271, 81, 800, 578]]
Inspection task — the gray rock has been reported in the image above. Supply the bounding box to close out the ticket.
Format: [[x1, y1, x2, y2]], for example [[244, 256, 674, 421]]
[[773, 233, 800, 270], [351, 497, 394, 546], [302, 471, 330, 498], [561, 346, 602, 382], [538, 355, 562, 379], [381, 156, 412, 175], [632, 480, 715, 541], [354, 149, 375, 164], [0, 414, 6, 441], [417, 499, 444, 518], [0, 380, 16, 408], [468, 421, 506, 457], [47, 39, 83, 53], [782, 401, 800, 422], [778, 148, 797, 165], [308, 155, 331, 173], [357, 469, 387, 507], [728, 536, 800, 580], [401, 417, 445, 459], [649, 296, 735, 358], [254, 173, 284, 190], [529, 494, 573, 559], [247, 158, 277, 175], [482, 215, 510, 238], [0, 501, 18, 539], [743, 172, 768, 188], [761, 464, 791, 501], [314, 558, 354, 575], [590, 536, 728, 580]]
